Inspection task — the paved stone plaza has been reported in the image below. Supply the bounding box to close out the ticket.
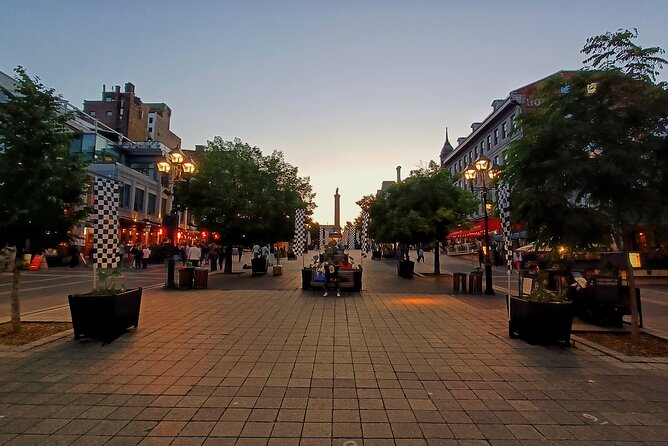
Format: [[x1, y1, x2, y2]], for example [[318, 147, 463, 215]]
[[0, 254, 666, 445]]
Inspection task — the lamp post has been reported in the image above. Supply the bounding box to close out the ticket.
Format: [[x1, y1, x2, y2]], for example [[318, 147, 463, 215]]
[[157, 148, 196, 288], [464, 156, 499, 295]]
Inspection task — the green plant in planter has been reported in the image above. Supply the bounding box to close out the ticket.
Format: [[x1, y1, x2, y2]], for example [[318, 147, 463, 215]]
[[526, 271, 570, 303], [90, 267, 126, 295]]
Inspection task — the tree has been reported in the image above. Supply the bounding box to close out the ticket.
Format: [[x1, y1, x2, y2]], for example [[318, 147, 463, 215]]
[[0, 67, 89, 330], [582, 28, 667, 84], [368, 163, 477, 274], [176, 137, 314, 272], [505, 30, 668, 335]]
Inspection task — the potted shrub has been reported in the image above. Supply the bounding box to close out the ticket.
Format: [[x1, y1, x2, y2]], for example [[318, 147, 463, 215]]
[[302, 255, 321, 289], [508, 269, 574, 345], [68, 267, 142, 342]]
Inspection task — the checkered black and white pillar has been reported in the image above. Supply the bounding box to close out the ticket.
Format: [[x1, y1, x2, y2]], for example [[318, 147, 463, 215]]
[[93, 177, 121, 269], [497, 181, 513, 318], [293, 208, 306, 255], [346, 227, 356, 251], [319, 226, 325, 251], [360, 212, 369, 258]]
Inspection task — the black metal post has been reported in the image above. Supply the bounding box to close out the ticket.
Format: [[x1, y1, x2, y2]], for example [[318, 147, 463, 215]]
[[167, 256, 177, 288], [481, 176, 495, 295]]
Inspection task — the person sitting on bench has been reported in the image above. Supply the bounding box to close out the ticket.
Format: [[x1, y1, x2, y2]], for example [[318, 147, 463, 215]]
[[323, 263, 340, 297]]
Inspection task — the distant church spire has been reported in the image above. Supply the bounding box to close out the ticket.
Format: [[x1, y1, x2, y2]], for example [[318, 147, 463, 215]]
[[439, 125, 454, 167]]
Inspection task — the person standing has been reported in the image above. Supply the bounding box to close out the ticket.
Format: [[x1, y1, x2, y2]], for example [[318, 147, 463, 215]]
[[134, 245, 143, 269], [118, 243, 126, 268], [141, 245, 151, 269], [218, 245, 225, 271], [238, 246, 243, 262], [513, 250, 523, 270], [209, 247, 219, 271], [188, 244, 201, 267], [417, 246, 425, 263]]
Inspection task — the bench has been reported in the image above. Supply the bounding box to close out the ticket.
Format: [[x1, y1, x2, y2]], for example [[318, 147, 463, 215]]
[[308, 269, 362, 295], [338, 268, 362, 294]]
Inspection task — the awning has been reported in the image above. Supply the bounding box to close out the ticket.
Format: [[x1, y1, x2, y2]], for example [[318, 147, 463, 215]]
[[447, 217, 501, 239]]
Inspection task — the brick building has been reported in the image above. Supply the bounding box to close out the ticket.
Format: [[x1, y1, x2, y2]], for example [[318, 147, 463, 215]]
[[83, 82, 181, 148]]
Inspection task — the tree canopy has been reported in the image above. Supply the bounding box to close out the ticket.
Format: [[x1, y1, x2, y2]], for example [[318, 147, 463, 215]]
[[368, 163, 476, 248], [176, 137, 315, 251], [0, 67, 89, 254], [505, 31, 668, 250]]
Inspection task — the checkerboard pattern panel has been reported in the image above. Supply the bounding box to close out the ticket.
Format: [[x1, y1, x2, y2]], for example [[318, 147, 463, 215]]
[[93, 177, 121, 269], [319, 226, 325, 251], [293, 208, 306, 254], [361, 212, 369, 257], [346, 227, 356, 250], [497, 182, 513, 270]]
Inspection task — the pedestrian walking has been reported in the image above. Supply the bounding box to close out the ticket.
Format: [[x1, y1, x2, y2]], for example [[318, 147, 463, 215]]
[[417, 247, 425, 263]]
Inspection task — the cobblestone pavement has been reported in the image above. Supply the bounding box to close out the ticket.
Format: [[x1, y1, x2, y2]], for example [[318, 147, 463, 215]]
[[0, 251, 666, 445]]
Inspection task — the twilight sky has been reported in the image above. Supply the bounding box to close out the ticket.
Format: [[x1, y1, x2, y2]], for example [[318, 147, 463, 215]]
[[2, 0, 667, 225]]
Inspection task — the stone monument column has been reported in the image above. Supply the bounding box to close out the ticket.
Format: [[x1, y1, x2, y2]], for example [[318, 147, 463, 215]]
[[334, 187, 340, 230]]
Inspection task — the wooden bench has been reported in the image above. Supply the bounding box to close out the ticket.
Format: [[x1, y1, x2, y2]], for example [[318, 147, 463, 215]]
[[338, 269, 362, 294], [307, 269, 362, 296]]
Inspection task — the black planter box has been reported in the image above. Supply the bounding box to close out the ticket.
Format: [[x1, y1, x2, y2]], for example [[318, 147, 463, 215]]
[[68, 287, 143, 341], [398, 260, 414, 278], [508, 295, 574, 345], [302, 268, 314, 289], [251, 257, 268, 275]]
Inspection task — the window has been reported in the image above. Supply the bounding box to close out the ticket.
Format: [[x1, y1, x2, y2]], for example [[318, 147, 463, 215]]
[[147, 193, 157, 215], [474, 146, 478, 158], [487, 135, 492, 149], [106, 111, 113, 117], [510, 114, 516, 131], [119, 108, 124, 115], [90, 111, 96, 117], [134, 188, 145, 212], [120, 184, 132, 209], [481, 139, 485, 151], [502, 122, 507, 139], [458, 160, 462, 171], [149, 117, 154, 124], [148, 127, 153, 133], [494, 156, 499, 166], [161, 198, 168, 217], [105, 97, 112, 102], [469, 151, 473, 163], [494, 129, 499, 145]]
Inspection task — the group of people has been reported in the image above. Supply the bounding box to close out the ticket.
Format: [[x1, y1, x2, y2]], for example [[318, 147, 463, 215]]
[[118, 243, 151, 269], [178, 243, 244, 271]]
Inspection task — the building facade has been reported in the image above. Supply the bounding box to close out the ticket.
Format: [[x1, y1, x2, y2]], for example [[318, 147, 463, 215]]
[[441, 71, 574, 254], [83, 82, 181, 149]]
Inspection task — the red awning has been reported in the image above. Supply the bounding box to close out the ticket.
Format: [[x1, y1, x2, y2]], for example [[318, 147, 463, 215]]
[[447, 217, 501, 239]]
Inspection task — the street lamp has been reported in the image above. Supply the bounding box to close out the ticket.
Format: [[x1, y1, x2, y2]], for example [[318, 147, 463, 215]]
[[157, 148, 196, 288], [464, 155, 499, 295]]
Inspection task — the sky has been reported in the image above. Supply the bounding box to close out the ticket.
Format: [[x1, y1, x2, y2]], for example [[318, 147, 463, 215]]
[[2, 0, 667, 225]]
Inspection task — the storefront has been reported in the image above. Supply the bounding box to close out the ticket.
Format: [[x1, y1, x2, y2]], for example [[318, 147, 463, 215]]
[[446, 217, 501, 256]]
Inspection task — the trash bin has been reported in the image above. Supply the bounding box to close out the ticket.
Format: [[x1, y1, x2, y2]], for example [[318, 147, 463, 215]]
[[453, 272, 467, 294], [469, 271, 483, 294], [194, 267, 209, 289], [179, 267, 195, 289]]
